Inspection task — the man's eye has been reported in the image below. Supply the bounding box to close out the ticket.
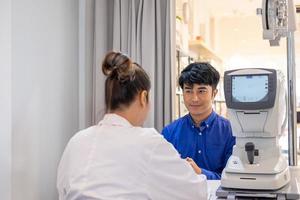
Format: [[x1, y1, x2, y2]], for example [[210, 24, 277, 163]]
[[199, 90, 207, 94], [185, 90, 192, 93]]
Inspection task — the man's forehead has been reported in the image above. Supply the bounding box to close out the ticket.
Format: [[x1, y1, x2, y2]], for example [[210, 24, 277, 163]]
[[183, 83, 211, 89]]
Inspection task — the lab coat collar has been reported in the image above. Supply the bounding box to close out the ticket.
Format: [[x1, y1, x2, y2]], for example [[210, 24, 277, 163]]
[[98, 113, 133, 128]]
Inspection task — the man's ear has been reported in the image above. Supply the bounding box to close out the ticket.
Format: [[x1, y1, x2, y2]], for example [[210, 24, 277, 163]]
[[139, 90, 148, 107], [212, 89, 218, 98]]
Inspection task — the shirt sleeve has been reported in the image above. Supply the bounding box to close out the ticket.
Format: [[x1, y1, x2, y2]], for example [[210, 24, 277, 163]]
[[161, 126, 171, 142], [145, 137, 207, 200]]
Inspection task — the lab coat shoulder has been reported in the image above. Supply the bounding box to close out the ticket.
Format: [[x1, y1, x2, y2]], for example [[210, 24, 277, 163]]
[[139, 128, 208, 200], [59, 125, 99, 166], [57, 126, 98, 192], [59, 126, 98, 154]]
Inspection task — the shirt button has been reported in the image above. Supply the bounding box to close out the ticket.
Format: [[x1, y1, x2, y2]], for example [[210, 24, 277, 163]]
[[199, 132, 202, 136], [198, 150, 202, 154], [206, 124, 209, 128], [192, 125, 194, 128]]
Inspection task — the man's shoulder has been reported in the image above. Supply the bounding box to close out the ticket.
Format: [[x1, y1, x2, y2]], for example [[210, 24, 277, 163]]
[[162, 115, 189, 137], [164, 115, 188, 129], [213, 114, 234, 137], [215, 114, 231, 126]]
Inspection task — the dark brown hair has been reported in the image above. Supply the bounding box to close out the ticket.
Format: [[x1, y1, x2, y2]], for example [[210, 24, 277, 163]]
[[102, 51, 151, 112], [179, 62, 220, 90]]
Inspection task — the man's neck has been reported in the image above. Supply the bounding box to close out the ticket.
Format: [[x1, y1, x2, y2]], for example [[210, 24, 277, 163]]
[[190, 108, 213, 126]]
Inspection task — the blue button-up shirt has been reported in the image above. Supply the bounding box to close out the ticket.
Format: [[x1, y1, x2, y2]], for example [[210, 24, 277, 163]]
[[162, 111, 235, 180]]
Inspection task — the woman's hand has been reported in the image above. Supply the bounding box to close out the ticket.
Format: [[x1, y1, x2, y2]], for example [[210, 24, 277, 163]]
[[186, 157, 202, 175]]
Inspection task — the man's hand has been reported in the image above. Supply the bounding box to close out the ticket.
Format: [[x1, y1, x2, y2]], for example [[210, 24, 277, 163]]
[[186, 157, 202, 174]]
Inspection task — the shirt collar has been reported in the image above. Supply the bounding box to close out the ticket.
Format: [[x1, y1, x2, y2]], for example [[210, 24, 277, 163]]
[[98, 113, 133, 128], [187, 111, 217, 128]]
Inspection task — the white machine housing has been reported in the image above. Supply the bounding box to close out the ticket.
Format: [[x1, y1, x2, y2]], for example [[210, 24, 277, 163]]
[[221, 68, 290, 190]]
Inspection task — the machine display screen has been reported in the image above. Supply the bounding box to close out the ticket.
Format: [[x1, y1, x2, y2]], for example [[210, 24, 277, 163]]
[[232, 75, 269, 102]]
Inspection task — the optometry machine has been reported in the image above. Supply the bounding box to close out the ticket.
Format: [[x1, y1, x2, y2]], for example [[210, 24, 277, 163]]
[[222, 68, 289, 190], [217, 69, 300, 199], [216, 0, 300, 199], [218, 68, 292, 194]]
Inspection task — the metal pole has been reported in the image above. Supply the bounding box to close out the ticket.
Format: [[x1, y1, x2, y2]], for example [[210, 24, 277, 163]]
[[287, 31, 298, 166]]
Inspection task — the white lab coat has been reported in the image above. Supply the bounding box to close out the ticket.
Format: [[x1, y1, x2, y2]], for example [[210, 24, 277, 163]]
[[57, 113, 207, 200]]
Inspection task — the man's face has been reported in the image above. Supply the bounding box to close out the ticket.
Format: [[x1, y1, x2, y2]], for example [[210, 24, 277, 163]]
[[182, 83, 217, 116]]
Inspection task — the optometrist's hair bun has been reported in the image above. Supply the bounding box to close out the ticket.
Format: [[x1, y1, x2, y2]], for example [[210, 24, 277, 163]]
[[102, 51, 135, 83], [101, 51, 151, 112]]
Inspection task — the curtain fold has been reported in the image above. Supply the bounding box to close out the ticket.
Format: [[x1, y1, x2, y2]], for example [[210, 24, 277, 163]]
[[93, 0, 173, 131]]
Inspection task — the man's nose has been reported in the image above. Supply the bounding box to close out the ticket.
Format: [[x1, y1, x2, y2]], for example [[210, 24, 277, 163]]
[[191, 92, 199, 101]]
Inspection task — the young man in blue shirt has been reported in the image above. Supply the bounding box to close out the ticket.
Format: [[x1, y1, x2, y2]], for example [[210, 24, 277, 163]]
[[162, 62, 235, 180]]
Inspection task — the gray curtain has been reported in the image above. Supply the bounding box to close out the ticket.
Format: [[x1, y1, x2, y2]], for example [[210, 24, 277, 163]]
[[92, 0, 173, 131]]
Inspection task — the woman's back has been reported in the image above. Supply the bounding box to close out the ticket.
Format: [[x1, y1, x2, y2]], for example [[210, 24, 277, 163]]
[[57, 52, 207, 199], [57, 114, 207, 200]]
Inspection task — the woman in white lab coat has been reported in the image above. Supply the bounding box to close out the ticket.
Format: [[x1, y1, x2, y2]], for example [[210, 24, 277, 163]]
[[57, 52, 207, 200]]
